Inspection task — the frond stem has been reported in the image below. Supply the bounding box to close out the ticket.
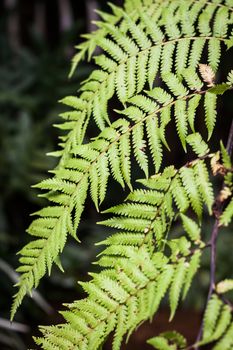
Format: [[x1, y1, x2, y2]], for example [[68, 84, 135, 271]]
[[193, 118, 233, 350]]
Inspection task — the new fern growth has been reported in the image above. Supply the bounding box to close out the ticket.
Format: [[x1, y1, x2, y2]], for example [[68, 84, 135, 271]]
[[12, 0, 233, 349]]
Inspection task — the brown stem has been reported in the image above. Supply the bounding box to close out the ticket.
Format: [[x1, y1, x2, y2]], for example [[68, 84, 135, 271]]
[[193, 118, 233, 350], [226, 119, 233, 155], [218, 294, 233, 312], [194, 221, 219, 349]]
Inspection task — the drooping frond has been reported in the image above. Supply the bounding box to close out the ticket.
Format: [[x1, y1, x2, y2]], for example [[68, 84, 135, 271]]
[[34, 158, 216, 349], [57, 0, 233, 164], [216, 279, 233, 294], [12, 0, 233, 321], [220, 197, 233, 226], [147, 294, 233, 349], [197, 295, 233, 349], [147, 331, 187, 350], [13, 73, 231, 318]]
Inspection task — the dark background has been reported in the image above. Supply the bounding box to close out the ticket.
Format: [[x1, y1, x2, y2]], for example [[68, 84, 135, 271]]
[[0, 1, 232, 349]]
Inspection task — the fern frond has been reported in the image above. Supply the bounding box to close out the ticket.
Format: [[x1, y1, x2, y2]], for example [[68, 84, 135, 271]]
[[146, 117, 163, 172], [220, 197, 233, 226], [61, 0, 232, 164], [204, 92, 217, 140], [132, 123, 149, 177], [208, 38, 221, 72], [213, 323, 233, 350], [186, 133, 209, 157], [216, 279, 233, 294], [202, 294, 223, 340], [174, 99, 188, 151], [182, 250, 201, 299], [147, 46, 161, 89], [180, 214, 201, 242], [197, 295, 233, 348], [194, 160, 214, 214], [182, 67, 203, 91], [171, 176, 190, 213], [13, 0, 233, 325], [34, 157, 217, 348], [162, 73, 188, 97], [169, 258, 187, 321], [187, 95, 202, 132], [148, 331, 187, 350], [180, 167, 202, 218]]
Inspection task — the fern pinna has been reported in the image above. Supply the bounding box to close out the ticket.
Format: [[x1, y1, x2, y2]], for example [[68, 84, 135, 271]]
[[12, 0, 233, 349]]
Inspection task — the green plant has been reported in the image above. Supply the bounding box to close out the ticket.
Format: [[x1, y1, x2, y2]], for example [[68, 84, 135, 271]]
[[12, 0, 233, 349]]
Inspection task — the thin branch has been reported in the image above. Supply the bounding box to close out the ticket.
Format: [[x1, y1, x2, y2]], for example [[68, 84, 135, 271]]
[[0, 332, 26, 350], [226, 119, 233, 154], [218, 294, 233, 312], [194, 220, 219, 349], [0, 317, 29, 333], [192, 118, 233, 350]]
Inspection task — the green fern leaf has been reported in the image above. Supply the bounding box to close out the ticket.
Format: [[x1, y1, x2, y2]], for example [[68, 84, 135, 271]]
[[208, 38, 221, 72], [210, 305, 232, 343], [202, 294, 222, 340], [204, 92, 217, 140], [140, 11, 164, 43], [148, 331, 187, 350], [213, 7, 229, 38], [159, 107, 172, 150], [146, 117, 163, 173], [163, 7, 181, 39], [186, 133, 209, 157], [161, 43, 175, 76], [182, 250, 201, 299], [174, 99, 188, 151], [216, 279, 233, 294], [97, 154, 109, 205], [150, 265, 174, 316], [127, 56, 137, 98], [189, 38, 205, 68], [198, 4, 216, 36], [194, 160, 214, 214], [180, 167, 202, 218], [137, 51, 149, 93], [146, 88, 173, 106], [227, 70, 233, 85], [182, 68, 203, 91], [180, 214, 201, 242], [213, 323, 233, 350], [220, 140, 232, 168], [171, 176, 190, 213], [169, 258, 187, 321], [163, 73, 188, 97], [119, 133, 132, 190], [89, 166, 99, 210], [129, 94, 157, 113], [208, 83, 230, 95], [116, 63, 128, 104], [123, 12, 152, 50], [147, 336, 172, 350], [175, 39, 190, 76], [132, 124, 149, 177], [220, 198, 233, 226], [148, 46, 161, 89], [108, 142, 125, 188]]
